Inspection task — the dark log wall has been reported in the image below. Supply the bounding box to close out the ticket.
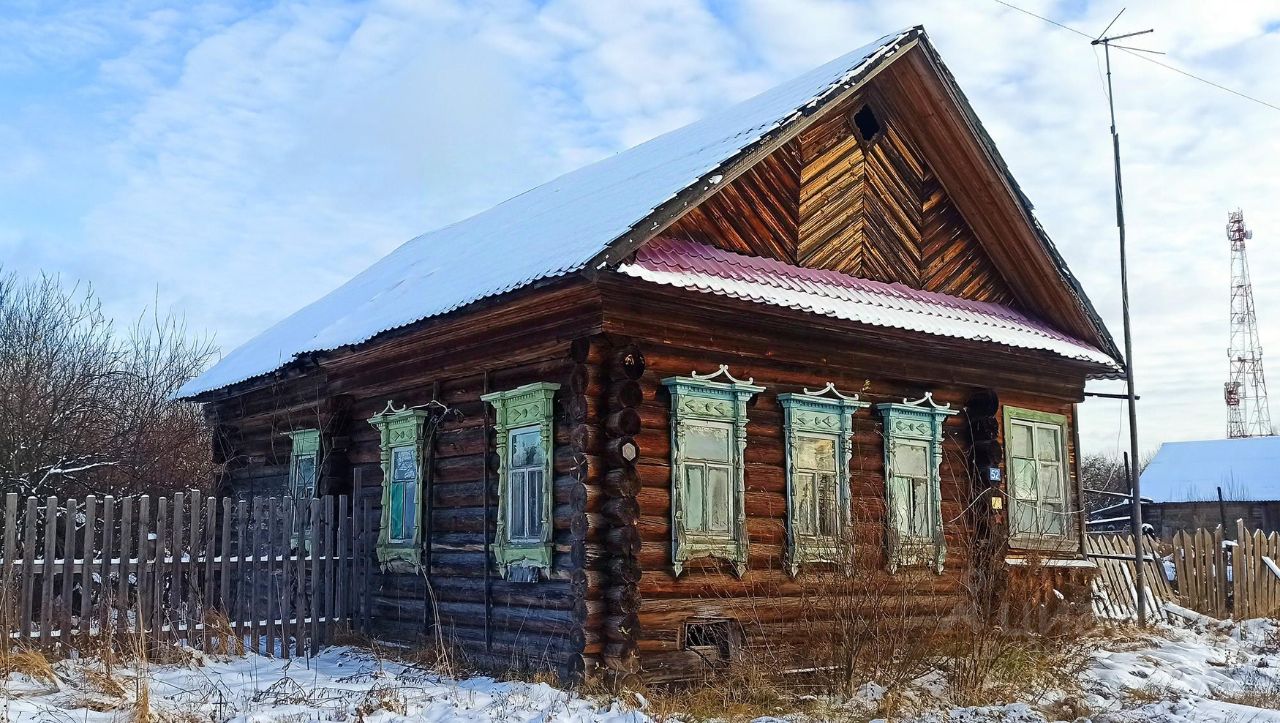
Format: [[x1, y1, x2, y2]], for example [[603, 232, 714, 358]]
[[205, 282, 604, 678], [598, 280, 1086, 683]]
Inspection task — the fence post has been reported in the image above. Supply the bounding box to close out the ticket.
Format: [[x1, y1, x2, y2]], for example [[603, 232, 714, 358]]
[[59, 499, 77, 648]]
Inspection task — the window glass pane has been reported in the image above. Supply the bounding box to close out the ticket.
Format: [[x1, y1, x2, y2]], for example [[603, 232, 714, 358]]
[[894, 441, 929, 478], [910, 478, 931, 536], [292, 455, 316, 497], [400, 480, 417, 539], [1011, 458, 1038, 500], [684, 464, 705, 532], [1039, 463, 1064, 501], [509, 469, 527, 539], [389, 481, 404, 537], [511, 428, 544, 469], [1012, 501, 1037, 535], [686, 422, 731, 463], [1041, 503, 1065, 535], [795, 436, 836, 472], [817, 473, 837, 537], [1010, 422, 1033, 458], [392, 447, 417, 481], [1036, 426, 1061, 462], [890, 477, 912, 535], [794, 472, 815, 535], [708, 466, 731, 532], [526, 468, 544, 539]]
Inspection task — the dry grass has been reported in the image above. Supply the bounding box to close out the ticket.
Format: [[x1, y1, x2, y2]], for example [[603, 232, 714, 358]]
[[3, 646, 58, 685], [353, 683, 409, 720], [201, 610, 244, 658], [1212, 670, 1280, 709]]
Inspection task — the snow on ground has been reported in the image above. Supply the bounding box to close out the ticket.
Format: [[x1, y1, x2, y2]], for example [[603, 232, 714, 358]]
[[0, 618, 1277, 722]]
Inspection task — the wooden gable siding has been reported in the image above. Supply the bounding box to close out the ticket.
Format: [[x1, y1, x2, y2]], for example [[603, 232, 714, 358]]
[[666, 140, 800, 263], [663, 84, 1018, 308]]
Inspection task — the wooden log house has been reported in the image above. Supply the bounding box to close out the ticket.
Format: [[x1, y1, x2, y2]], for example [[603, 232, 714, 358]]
[[179, 27, 1124, 682]]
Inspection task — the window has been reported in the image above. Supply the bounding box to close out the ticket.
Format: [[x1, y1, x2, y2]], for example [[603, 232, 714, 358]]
[[1004, 407, 1072, 544], [663, 365, 763, 577], [285, 429, 320, 548], [482, 382, 559, 579], [683, 619, 741, 662], [387, 445, 418, 543], [778, 386, 866, 576], [876, 393, 956, 574], [368, 403, 432, 571], [506, 426, 546, 543]]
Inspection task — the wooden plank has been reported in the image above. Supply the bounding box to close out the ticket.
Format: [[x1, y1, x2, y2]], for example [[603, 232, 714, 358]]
[[266, 496, 277, 657], [1, 493, 16, 639], [293, 497, 306, 658], [99, 496, 115, 635], [219, 497, 232, 614], [18, 497, 36, 641], [136, 496, 151, 636], [152, 497, 168, 641], [118, 497, 133, 631], [279, 496, 292, 660], [187, 493, 201, 645], [202, 496, 216, 650], [308, 497, 321, 653], [234, 498, 248, 645], [39, 497, 57, 645], [171, 493, 185, 643], [78, 495, 95, 639], [249, 496, 261, 652], [322, 496, 335, 645], [59, 498, 77, 648], [337, 495, 348, 626]]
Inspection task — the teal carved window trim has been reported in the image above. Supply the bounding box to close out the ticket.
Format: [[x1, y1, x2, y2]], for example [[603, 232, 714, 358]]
[[662, 365, 764, 577], [368, 402, 431, 572], [285, 428, 320, 549], [482, 382, 559, 580], [778, 384, 868, 577], [876, 393, 956, 574], [1004, 406, 1075, 550]]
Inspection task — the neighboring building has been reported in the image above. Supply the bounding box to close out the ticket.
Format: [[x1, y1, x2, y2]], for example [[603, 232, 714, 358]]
[[1140, 437, 1280, 537], [178, 26, 1123, 682]]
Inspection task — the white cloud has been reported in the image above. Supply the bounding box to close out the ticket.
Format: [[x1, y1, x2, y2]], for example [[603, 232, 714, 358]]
[[7, 0, 1280, 455]]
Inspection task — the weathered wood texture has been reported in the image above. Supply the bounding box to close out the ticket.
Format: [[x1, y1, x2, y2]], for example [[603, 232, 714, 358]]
[[0, 492, 352, 656], [594, 290, 1087, 682], [1084, 532, 1174, 623]]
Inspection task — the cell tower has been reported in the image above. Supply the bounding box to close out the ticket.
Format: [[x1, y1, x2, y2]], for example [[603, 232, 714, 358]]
[[1224, 209, 1273, 437]]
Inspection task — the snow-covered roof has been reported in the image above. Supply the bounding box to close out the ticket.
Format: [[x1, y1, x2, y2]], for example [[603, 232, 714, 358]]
[[620, 237, 1119, 369], [1141, 437, 1280, 503], [177, 29, 919, 399]]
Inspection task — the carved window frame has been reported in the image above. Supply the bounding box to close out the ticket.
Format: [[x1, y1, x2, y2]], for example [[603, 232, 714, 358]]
[[876, 393, 956, 574], [1004, 406, 1076, 551], [482, 382, 559, 579], [662, 366, 763, 577], [778, 384, 868, 577], [368, 403, 431, 572], [285, 428, 320, 549]]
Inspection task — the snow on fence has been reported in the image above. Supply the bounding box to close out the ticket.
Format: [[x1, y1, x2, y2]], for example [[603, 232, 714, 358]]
[[1083, 532, 1175, 623], [0, 491, 371, 656]]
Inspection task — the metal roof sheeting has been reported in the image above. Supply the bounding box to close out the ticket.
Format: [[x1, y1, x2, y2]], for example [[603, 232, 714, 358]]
[[619, 237, 1120, 370], [1141, 437, 1280, 503]]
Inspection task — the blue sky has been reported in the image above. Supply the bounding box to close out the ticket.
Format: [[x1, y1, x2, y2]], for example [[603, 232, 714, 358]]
[[3, 0, 1280, 454]]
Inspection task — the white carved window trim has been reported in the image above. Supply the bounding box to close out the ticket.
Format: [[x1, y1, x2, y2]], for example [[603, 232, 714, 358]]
[[876, 393, 956, 574]]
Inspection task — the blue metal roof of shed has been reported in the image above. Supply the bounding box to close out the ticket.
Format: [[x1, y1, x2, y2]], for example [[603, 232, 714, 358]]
[[1141, 437, 1280, 503]]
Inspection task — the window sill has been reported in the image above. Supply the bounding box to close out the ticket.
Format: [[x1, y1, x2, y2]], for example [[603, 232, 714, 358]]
[[1004, 555, 1095, 569], [1008, 535, 1081, 553]]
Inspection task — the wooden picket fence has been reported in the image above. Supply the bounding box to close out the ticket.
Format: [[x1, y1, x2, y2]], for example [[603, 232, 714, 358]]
[[1226, 520, 1280, 620], [1169, 525, 1228, 618], [0, 491, 372, 656], [1083, 532, 1176, 623]]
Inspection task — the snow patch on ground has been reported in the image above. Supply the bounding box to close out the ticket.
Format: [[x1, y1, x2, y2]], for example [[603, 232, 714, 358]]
[[0, 618, 1277, 722]]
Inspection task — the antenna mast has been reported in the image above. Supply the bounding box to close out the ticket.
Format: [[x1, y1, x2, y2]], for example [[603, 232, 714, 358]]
[[1225, 210, 1273, 437]]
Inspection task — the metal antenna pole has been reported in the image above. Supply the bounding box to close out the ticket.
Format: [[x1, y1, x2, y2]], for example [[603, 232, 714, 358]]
[[1092, 27, 1152, 626]]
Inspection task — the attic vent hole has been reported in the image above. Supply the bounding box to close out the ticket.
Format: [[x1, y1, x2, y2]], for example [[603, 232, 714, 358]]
[[853, 104, 882, 142]]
